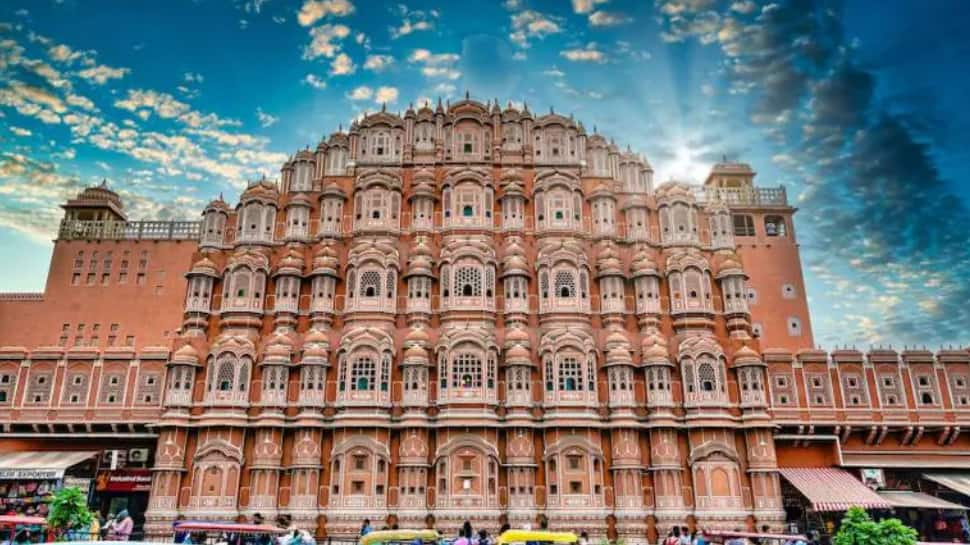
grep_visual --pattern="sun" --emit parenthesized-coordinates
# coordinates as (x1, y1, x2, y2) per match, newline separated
(662, 144, 710, 184)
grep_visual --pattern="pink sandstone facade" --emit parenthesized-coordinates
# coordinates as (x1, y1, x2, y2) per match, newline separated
(1, 97, 969, 542)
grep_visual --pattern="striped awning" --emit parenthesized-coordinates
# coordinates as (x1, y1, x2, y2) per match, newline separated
(924, 473, 970, 497)
(879, 490, 967, 510)
(779, 467, 892, 512)
(0, 451, 98, 480)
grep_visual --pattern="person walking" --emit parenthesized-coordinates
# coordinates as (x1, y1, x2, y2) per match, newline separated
(360, 519, 373, 537)
(664, 527, 681, 545)
(108, 510, 133, 541)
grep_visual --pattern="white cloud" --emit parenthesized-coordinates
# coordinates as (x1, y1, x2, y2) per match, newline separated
(391, 19, 434, 39)
(9, 126, 31, 137)
(302, 23, 351, 59)
(560, 43, 607, 63)
(272, 15, 286, 24)
(589, 11, 632, 26)
(256, 107, 279, 128)
(363, 54, 394, 72)
(77, 64, 130, 85)
(303, 74, 327, 89)
(408, 49, 461, 79)
(543, 66, 566, 78)
(348, 86, 373, 100)
(730, 1, 756, 14)
(47, 44, 84, 63)
(65, 93, 95, 110)
(183, 72, 204, 83)
(297, 0, 354, 26)
(571, 0, 607, 14)
(389, 6, 439, 39)
(329, 52, 356, 75)
(375, 86, 399, 104)
(509, 10, 562, 48)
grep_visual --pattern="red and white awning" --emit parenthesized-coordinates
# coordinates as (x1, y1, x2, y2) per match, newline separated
(0, 450, 98, 480)
(779, 467, 892, 512)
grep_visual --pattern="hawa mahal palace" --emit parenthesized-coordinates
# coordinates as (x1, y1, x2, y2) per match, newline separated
(1, 96, 969, 543)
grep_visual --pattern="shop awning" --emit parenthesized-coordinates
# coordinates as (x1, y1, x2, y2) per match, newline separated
(878, 490, 968, 510)
(0, 451, 98, 480)
(924, 473, 970, 497)
(779, 467, 892, 512)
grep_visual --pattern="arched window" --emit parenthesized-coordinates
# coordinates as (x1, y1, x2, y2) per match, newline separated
(360, 270, 381, 298)
(456, 267, 482, 297)
(555, 271, 575, 298)
(217, 361, 233, 391)
(698, 362, 716, 392)
(452, 353, 482, 389)
(558, 357, 583, 391)
(351, 356, 376, 391)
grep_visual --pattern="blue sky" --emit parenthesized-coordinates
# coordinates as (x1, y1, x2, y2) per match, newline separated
(1, 0, 969, 349)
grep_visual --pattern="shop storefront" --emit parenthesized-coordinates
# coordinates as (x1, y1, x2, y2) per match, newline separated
(778, 467, 893, 541)
(0, 451, 98, 518)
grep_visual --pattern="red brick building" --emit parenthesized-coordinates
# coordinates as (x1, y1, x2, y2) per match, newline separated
(1, 97, 968, 543)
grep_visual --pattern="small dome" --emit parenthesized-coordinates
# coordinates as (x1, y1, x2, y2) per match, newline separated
(240, 177, 279, 202)
(655, 181, 694, 202)
(172, 344, 199, 364)
(286, 193, 312, 207)
(631, 247, 659, 277)
(607, 345, 633, 365)
(733, 345, 762, 365)
(311, 243, 339, 275)
(506, 344, 532, 364)
(204, 197, 230, 213)
(77, 180, 124, 209)
(275, 248, 305, 277)
(596, 243, 624, 278)
(404, 344, 428, 361)
(641, 332, 670, 363)
(304, 328, 329, 345)
(321, 181, 347, 199)
(715, 252, 745, 279)
(190, 256, 219, 277)
(606, 329, 629, 348)
(506, 327, 530, 344)
(405, 327, 430, 345)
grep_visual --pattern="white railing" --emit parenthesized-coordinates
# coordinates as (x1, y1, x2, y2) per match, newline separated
(693, 185, 788, 206)
(59, 219, 200, 240)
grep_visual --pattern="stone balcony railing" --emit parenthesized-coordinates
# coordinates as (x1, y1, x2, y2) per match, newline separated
(693, 185, 788, 206)
(58, 219, 201, 240)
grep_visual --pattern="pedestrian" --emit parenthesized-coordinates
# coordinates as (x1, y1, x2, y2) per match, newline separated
(680, 527, 691, 545)
(108, 510, 133, 541)
(477, 529, 492, 545)
(360, 519, 373, 537)
(664, 527, 681, 545)
(693, 530, 707, 545)
(579, 532, 589, 545)
(499, 524, 511, 536)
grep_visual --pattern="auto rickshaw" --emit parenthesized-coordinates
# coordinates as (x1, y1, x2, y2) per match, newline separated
(359, 529, 441, 545)
(173, 521, 289, 545)
(0, 515, 47, 544)
(495, 530, 579, 545)
(704, 530, 808, 545)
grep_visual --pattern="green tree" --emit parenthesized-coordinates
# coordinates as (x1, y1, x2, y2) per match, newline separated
(47, 486, 93, 534)
(833, 506, 918, 545)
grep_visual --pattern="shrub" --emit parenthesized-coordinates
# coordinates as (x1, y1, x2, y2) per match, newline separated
(833, 506, 917, 545)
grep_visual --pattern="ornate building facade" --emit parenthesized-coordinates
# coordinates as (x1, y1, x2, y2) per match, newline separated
(2, 96, 969, 543)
